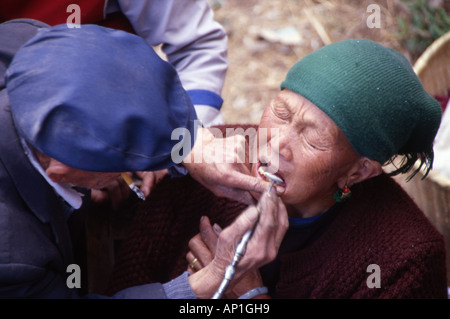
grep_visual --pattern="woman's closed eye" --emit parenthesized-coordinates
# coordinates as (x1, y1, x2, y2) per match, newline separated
(300, 134, 318, 150)
(302, 131, 329, 151)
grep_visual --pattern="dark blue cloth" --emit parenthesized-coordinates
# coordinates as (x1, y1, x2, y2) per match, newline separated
(5, 23, 197, 172)
(0, 19, 168, 298)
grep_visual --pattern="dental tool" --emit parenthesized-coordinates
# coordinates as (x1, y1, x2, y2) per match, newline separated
(211, 169, 284, 299)
(259, 169, 284, 192)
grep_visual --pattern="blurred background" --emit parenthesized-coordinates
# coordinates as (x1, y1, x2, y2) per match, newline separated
(208, 0, 450, 124)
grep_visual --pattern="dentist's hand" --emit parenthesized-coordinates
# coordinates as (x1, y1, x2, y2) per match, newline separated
(187, 188, 288, 298)
(183, 127, 269, 205)
(135, 169, 168, 198)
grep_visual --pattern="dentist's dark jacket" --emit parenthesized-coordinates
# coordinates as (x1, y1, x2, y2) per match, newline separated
(0, 19, 197, 298)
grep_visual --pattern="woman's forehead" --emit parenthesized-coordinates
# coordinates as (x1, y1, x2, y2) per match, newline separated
(276, 90, 340, 131)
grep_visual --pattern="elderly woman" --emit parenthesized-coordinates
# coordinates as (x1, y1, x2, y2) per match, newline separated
(107, 39, 447, 299)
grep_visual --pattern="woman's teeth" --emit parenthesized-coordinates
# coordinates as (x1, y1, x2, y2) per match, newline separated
(258, 166, 284, 185)
(258, 166, 266, 176)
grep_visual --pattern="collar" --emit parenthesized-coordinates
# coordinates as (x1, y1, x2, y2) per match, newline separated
(288, 203, 343, 229)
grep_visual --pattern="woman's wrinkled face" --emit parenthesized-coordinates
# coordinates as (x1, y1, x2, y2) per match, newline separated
(251, 89, 360, 218)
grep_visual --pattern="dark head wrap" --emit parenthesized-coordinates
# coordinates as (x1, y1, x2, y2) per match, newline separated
(6, 24, 197, 172)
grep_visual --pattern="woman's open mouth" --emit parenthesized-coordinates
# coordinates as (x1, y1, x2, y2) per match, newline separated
(257, 160, 286, 188)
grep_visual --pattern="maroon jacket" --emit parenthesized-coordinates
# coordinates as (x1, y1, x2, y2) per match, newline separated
(107, 124, 447, 298)
(107, 171, 447, 298)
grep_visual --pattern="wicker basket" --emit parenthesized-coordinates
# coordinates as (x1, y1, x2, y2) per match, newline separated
(393, 30, 450, 285)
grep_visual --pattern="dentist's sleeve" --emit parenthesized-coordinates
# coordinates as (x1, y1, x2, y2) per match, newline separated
(117, 0, 228, 126)
(111, 272, 196, 299)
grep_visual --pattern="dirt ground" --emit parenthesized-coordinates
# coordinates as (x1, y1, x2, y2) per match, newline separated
(210, 0, 419, 124)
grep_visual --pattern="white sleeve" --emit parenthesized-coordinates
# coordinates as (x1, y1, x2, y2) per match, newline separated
(433, 101, 450, 178)
(115, 0, 228, 126)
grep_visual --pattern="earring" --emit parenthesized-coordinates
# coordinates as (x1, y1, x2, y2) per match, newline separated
(333, 185, 351, 203)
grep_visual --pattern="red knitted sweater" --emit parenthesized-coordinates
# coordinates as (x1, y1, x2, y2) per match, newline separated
(107, 128, 447, 299)
(107, 173, 246, 294)
(107, 173, 447, 298)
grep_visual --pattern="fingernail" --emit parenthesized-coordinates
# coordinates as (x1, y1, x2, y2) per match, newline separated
(275, 185, 285, 194)
(213, 223, 222, 235)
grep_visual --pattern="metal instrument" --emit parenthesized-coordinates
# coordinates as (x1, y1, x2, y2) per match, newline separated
(211, 170, 283, 299)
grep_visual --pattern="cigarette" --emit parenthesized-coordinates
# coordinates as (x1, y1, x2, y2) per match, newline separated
(121, 173, 146, 200)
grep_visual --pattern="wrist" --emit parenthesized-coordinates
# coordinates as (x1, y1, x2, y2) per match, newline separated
(188, 265, 223, 299)
(228, 270, 264, 298)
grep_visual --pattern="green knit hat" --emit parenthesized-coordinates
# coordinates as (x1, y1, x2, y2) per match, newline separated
(281, 39, 442, 178)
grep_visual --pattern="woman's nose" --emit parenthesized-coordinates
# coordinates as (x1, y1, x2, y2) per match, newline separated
(259, 126, 291, 169)
(271, 126, 292, 162)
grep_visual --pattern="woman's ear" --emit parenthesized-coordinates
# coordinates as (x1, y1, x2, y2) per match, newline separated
(337, 157, 382, 188)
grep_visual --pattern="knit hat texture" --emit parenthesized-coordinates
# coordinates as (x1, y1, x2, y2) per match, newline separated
(281, 39, 442, 177)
